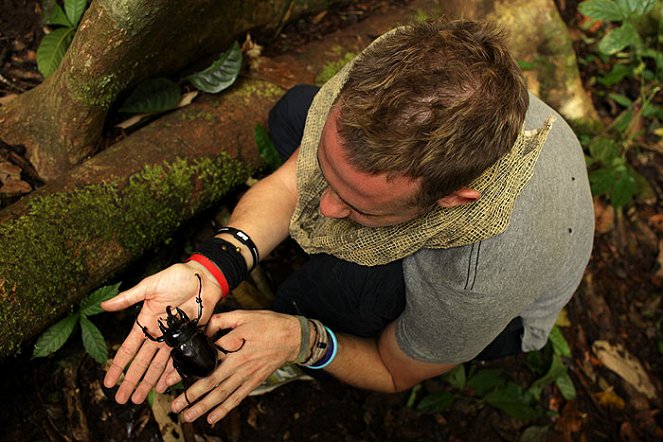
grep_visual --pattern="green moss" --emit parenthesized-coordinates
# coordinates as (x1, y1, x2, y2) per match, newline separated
(179, 110, 218, 123)
(315, 52, 357, 85)
(0, 153, 251, 356)
(235, 79, 284, 100)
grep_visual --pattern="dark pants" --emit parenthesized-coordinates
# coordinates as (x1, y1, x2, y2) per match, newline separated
(268, 85, 523, 361)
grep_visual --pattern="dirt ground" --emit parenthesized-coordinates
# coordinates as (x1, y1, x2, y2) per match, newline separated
(1, 1, 662, 441)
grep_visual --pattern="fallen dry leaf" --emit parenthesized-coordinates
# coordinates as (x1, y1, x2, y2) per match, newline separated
(151, 391, 185, 442)
(648, 213, 663, 233)
(595, 387, 626, 410)
(592, 340, 656, 400)
(594, 197, 615, 234)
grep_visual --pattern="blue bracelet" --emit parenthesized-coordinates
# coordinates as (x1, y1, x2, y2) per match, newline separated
(309, 326, 338, 369)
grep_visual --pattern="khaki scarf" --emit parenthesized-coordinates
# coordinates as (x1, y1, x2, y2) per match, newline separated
(289, 31, 554, 266)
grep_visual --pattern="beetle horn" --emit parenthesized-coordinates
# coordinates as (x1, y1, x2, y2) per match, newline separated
(158, 319, 168, 335)
(176, 307, 189, 322)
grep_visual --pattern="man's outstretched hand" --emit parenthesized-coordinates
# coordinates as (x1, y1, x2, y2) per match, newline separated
(101, 261, 223, 404)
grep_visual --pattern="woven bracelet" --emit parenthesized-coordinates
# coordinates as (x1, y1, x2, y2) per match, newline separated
(291, 316, 310, 364)
(215, 226, 260, 271)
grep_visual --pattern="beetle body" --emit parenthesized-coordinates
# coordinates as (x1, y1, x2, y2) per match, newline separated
(137, 274, 218, 379)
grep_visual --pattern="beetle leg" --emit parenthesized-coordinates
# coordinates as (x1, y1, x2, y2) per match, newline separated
(136, 319, 164, 342)
(193, 273, 203, 325)
(215, 338, 246, 354)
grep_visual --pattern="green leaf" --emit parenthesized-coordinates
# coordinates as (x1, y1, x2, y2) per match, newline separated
(608, 92, 632, 107)
(33, 313, 79, 358)
(44, 4, 73, 27)
(187, 41, 243, 94)
(625, 0, 656, 15)
(598, 22, 641, 54)
(65, 0, 88, 27)
(612, 108, 634, 134)
(483, 382, 543, 421)
(118, 78, 182, 114)
(609, 161, 638, 207)
(578, 0, 627, 21)
(80, 282, 121, 316)
(588, 137, 620, 164)
(528, 353, 566, 400)
(548, 326, 571, 357)
(255, 124, 283, 171)
(598, 63, 632, 86)
(442, 364, 466, 389)
(555, 371, 577, 400)
(37, 27, 75, 78)
(417, 391, 455, 412)
(520, 425, 550, 442)
(658, 340, 663, 355)
(466, 369, 507, 397)
(517, 60, 537, 71)
(80, 316, 108, 364)
(147, 389, 156, 407)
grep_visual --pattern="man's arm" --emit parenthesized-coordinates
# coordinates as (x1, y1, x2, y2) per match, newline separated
(102, 149, 300, 403)
(215, 148, 299, 265)
(328, 321, 456, 392)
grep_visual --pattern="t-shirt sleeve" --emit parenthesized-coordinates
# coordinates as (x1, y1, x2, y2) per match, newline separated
(395, 245, 523, 364)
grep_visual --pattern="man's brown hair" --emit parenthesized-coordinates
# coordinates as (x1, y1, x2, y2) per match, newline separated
(336, 19, 529, 207)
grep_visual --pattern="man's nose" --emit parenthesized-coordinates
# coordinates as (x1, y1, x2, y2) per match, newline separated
(319, 187, 352, 219)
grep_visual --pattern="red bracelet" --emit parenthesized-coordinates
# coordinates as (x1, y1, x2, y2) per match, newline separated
(186, 253, 230, 299)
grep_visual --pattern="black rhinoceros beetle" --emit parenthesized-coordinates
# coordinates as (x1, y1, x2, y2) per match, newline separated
(137, 274, 240, 379)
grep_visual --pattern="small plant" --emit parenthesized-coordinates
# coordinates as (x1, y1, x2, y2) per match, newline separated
(37, 0, 89, 77)
(415, 326, 576, 422)
(578, 0, 662, 208)
(32, 283, 120, 364)
(117, 42, 243, 115)
(254, 123, 283, 171)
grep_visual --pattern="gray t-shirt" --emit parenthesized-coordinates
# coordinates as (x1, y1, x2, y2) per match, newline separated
(396, 93, 594, 363)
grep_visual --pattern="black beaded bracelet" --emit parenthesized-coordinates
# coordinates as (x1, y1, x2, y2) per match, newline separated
(215, 226, 260, 271)
(195, 237, 248, 289)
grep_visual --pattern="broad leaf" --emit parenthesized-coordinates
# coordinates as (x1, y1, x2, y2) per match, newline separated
(80, 316, 108, 364)
(624, 0, 656, 15)
(417, 391, 455, 412)
(255, 124, 283, 171)
(118, 78, 182, 114)
(598, 64, 632, 86)
(37, 27, 75, 78)
(609, 160, 638, 207)
(466, 369, 506, 397)
(588, 137, 620, 165)
(608, 92, 632, 107)
(65, 0, 88, 27)
(548, 326, 571, 357)
(578, 0, 627, 21)
(528, 353, 566, 400)
(33, 313, 79, 358)
(520, 426, 550, 442)
(80, 282, 121, 316)
(483, 382, 543, 421)
(599, 22, 641, 54)
(187, 41, 243, 94)
(45, 4, 73, 27)
(443, 364, 466, 389)
(555, 371, 577, 400)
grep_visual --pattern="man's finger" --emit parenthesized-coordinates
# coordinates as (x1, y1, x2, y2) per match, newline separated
(104, 326, 145, 388)
(101, 282, 150, 311)
(115, 339, 160, 404)
(155, 358, 178, 393)
(131, 346, 172, 403)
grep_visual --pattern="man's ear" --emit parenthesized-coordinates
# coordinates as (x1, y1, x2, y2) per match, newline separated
(436, 188, 481, 208)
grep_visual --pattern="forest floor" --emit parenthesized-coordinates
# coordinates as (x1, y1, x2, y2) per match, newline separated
(1, 1, 662, 441)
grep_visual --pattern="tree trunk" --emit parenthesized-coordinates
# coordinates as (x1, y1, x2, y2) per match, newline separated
(0, 0, 338, 181)
(0, 79, 279, 357)
(441, 0, 600, 124)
